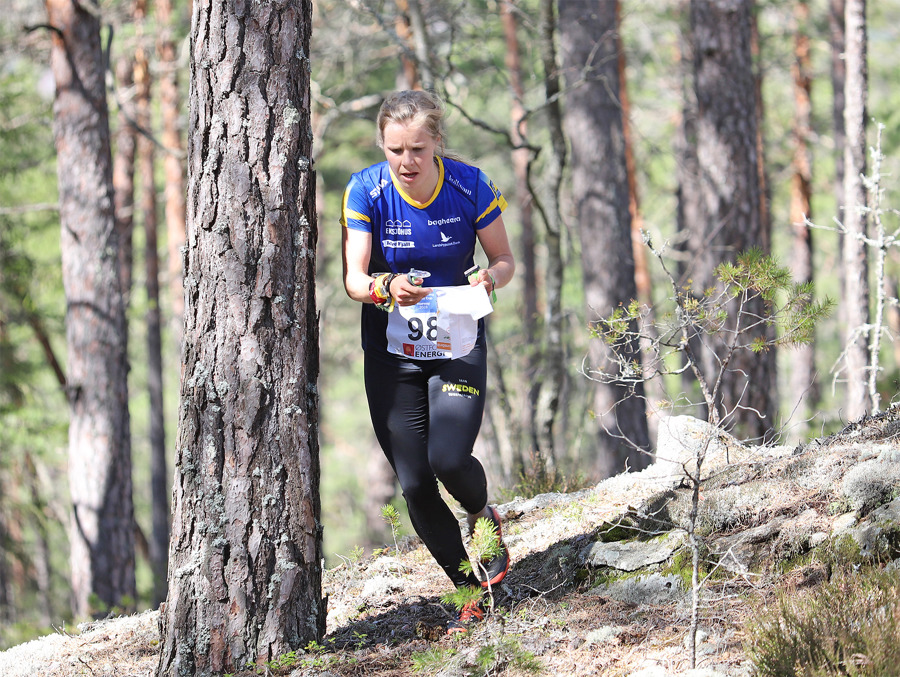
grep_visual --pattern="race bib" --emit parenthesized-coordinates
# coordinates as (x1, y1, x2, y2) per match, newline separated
(386, 285, 493, 360)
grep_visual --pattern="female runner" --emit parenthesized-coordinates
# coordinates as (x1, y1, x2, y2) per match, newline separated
(341, 89, 515, 631)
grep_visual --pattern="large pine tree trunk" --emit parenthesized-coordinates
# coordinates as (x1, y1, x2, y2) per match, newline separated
(156, 1, 324, 674)
(689, 0, 776, 440)
(46, 0, 135, 618)
(559, 0, 650, 478)
(841, 0, 870, 421)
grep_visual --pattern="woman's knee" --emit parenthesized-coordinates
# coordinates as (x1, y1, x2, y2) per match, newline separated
(399, 473, 441, 508)
(429, 448, 475, 482)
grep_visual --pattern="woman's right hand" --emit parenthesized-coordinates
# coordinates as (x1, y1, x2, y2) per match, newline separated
(390, 275, 432, 306)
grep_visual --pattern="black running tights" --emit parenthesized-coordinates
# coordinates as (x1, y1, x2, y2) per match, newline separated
(364, 339, 488, 588)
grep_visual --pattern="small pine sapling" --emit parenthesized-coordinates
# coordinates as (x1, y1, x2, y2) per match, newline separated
(442, 516, 505, 615)
(380, 504, 402, 554)
(593, 242, 833, 669)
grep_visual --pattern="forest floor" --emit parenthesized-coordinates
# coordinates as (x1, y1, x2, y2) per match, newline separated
(2, 408, 899, 677)
(0, 484, 755, 677)
(0, 498, 752, 677)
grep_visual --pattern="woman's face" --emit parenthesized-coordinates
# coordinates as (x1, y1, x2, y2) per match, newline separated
(381, 120, 440, 201)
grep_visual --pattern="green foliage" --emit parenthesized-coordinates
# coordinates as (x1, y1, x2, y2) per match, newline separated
(296, 640, 341, 672)
(0, 53, 73, 639)
(0, 65, 60, 413)
(227, 641, 347, 675)
(471, 516, 503, 564)
(594, 244, 834, 428)
(381, 503, 402, 553)
(348, 544, 365, 562)
(474, 636, 542, 675)
(465, 516, 504, 596)
(714, 249, 834, 348)
(412, 645, 459, 673)
(746, 567, 900, 676)
(86, 593, 136, 619)
(261, 649, 299, 672)
(411, 635, 542, 676)
(441, 584, 484, 613)
(661, 546, 713, 590)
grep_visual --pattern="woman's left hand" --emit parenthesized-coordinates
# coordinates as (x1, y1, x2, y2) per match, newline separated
(468, 269, 495, 297)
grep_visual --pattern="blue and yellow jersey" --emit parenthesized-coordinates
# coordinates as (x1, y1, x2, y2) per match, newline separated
(341, 156, 507, 355)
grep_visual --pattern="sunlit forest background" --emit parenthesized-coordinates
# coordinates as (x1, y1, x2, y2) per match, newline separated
(1, 0, 899, 648)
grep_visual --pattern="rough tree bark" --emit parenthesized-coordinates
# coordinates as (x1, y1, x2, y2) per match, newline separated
(155, 0, 325, 674)
(789, 0, 819, 428)
(841, 0, 870, 421)
(688, 0, 776, 440)
(46, 0, 135, 618)
(559, 0, 650, 478)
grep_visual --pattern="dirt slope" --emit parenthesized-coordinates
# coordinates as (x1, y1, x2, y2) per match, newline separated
(2, 408, 898, 677)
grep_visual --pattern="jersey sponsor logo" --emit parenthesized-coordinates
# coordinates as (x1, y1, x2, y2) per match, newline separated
(369, 178, 390, 199)
(383, 240, 415, 248)
(445, 174, 472, 196)
(442, 382, 481, 397)
(427, 216, 461, 227)
(439, 232, 452, 243)
(385, 219, 412, 236)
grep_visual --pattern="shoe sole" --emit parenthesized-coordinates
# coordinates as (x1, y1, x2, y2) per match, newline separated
(447, 604, 485, 634)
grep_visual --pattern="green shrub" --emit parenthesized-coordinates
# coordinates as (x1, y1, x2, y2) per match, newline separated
(746, 566, 900, 676)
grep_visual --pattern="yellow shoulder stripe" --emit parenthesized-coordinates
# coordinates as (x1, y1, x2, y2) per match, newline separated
(476, 194, 508, 223)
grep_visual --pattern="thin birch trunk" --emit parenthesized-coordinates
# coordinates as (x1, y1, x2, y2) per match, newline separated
(531, 0, 567, 472)
(841, 0, 870, 421)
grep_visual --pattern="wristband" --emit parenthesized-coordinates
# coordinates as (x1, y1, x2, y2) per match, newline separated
(384, 272, 399, 298)
(368, 273, 395, 312)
